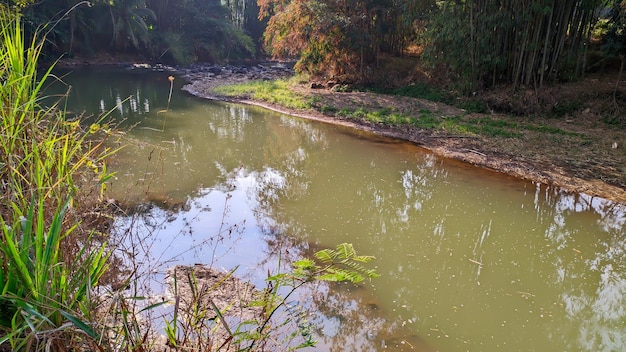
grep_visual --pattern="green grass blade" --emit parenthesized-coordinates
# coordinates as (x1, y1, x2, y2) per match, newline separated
(1, 223, 36, 298)
(60, 310, 99, 340)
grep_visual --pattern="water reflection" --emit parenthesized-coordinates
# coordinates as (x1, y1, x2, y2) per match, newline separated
(60, 70, 626, 352)
(537, 190, 626, 351)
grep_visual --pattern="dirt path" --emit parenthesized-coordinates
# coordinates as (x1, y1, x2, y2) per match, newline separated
(182, 70, 626, 205)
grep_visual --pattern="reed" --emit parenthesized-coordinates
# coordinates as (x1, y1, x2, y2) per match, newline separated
(0, 12, 115, 212)
(0, 11, 116, 351)
(0, 198, 110, 351)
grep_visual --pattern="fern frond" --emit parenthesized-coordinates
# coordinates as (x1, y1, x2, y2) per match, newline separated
(336, 243, 356, 259)
(313, 249, 335, 264)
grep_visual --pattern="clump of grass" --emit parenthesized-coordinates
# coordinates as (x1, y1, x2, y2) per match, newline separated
(320, 104, 337, 115)
(460, 117, 523, 138)
(0, 11, 116, 351)
(550, 101, 582, 117)
(524, 124, 583, 137)
(0, 198, 110, 351)
(0, 13, 115, 211)
(460, 99, 490, 114)
(602, 114, 624, 126)
(307, 95, 322, 107)
(337, 108, 352, 117)
(386, 83, 455, 105)
(213, 79, 311, 110)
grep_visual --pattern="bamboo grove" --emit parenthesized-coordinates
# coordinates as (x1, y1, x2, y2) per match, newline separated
(425, 0, 608, 91)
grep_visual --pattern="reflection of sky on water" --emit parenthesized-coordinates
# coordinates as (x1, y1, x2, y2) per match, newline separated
(112, 165, 290, 290)
(112, 156, 626, 351)
(541, 191, 626, 352)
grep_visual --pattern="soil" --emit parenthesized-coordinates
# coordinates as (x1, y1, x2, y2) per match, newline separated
(181, 67, 626, 205)
(159, 265, 263, 350)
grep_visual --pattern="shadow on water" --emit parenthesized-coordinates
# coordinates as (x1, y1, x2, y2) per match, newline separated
(59, 69, 626, 352)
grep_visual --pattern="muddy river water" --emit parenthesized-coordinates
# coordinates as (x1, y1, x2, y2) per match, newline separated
(54, 68, 626, 351)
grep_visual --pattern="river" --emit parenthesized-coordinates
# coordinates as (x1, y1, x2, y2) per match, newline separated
(53, 67, 626, 352)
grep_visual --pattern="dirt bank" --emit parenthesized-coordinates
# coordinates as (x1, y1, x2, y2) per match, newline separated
(179, 66, 626, 205)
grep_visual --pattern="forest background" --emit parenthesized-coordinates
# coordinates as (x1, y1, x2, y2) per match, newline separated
(8, 0, 626, 95)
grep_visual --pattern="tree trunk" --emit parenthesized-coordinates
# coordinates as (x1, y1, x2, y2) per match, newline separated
(539, 4, 554, 89)
(613, 54, 624, 114)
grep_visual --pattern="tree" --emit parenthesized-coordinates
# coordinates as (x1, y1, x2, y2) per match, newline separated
(602, 0, 626, 113)
(259, 0, 434, 81)
(423, 0, 604, 91)
(147, 0, 255, 63)
(97, 0, 156, 52)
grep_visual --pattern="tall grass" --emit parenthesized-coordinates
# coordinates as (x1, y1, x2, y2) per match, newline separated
(0, 11, 115, 351)
(0, 12, 114, 212)
(0, 198, 110, 351)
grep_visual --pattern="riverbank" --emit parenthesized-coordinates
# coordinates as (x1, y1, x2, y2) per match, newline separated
(57, 59, 626, 204)
(179, 65, 626, 205)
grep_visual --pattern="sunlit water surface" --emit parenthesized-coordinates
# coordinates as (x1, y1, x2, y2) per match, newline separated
(54, 68, 626, 352)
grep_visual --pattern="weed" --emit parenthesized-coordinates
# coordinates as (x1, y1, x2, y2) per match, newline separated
(308, 95, 321, 107)
(525, 124, 582, 137)
(550, 101, 582, 117)
(414, 113, 439, 129)
(214, 80, 311, 110)
(353, 108, 367, 118)
(365, 109, 388, 123)
(389, 83, 454, 104)
(377, 107, 391, 116)
(244, 243, 379, 350)
(460, 99, 490, 114)
(337, 108, 352, 117)
(320, 105, 338, 115)
(387, 113, 412, 125)
(0, 199, 109, 351)
(158, 244, 379, 351)
(480, 125, 523, 138)
(602, 114, 624, 126)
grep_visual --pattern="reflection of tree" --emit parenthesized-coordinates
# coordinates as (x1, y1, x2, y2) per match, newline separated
(535, 186, 626, 351)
